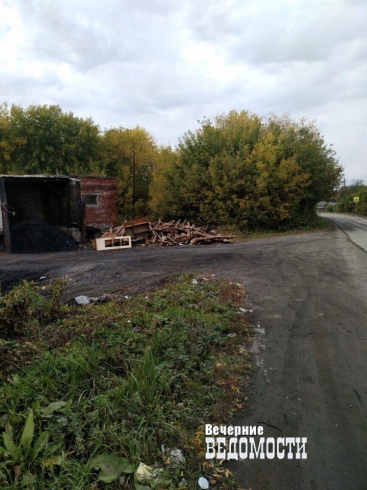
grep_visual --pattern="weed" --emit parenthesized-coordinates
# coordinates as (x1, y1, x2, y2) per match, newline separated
(0, 275, 251, 489)
(0, 279, 67, 337)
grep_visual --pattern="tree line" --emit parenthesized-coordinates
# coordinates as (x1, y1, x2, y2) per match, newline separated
(332, 179, 367, 215)
(0, 103, 343, 229)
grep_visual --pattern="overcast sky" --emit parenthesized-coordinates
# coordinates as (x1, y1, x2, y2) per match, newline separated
(1, 0, 366, 181)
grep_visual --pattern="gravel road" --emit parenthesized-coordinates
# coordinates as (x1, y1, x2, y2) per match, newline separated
(1, 218, 367, 489)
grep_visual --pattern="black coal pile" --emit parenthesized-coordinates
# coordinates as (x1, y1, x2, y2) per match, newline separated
(10, 220, 80, 253)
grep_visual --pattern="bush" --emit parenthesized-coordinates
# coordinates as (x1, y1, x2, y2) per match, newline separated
(0, 280, 66, 336)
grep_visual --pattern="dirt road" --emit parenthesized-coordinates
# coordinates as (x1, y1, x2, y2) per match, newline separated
(1, 221, 367, 489)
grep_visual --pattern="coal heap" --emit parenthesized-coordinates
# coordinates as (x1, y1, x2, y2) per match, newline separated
(10, 220, 80, 253)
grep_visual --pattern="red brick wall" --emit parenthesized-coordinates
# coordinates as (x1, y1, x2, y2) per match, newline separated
(80, 177, 116, 229)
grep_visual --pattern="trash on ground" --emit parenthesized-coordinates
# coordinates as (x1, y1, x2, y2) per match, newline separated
(198, 476, 210, 489)
(75, 295, 90, 305)
(135, 463, 163, 483)
(163, 448, 186, 468)
(92, 234, 131, 251)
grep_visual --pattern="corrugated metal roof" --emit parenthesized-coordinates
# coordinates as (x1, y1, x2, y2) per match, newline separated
(0, 174, 115, 180)
(0, 174, 78, 180)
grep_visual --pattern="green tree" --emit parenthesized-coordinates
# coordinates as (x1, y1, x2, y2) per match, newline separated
(150, 110, 342, 229)
(149, 145, 189, 220)
(205, 125, 309, 228)
(346, 179, 365, 195)
(100, 127, 158, 220)
(268, 114, 343, 220)
(335, 179, 367, 214)
(8, 104, 101, 175)
(150, 111, 263, 222)
(0, 103, 25, 174)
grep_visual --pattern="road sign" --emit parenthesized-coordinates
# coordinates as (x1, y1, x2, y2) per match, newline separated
(354, 197, 360, 203)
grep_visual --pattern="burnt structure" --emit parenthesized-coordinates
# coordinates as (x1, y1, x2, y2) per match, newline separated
(0, 175, 116, 252)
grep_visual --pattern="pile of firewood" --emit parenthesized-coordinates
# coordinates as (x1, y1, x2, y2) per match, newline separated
(113, 218, 236, 246)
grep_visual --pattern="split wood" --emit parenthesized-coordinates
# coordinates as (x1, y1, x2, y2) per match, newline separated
(112, 219, 236, 246)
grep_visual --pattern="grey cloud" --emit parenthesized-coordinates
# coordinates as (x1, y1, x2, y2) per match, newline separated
(1, 0, 366, 180)
(19, 2, 121, 70)
(0, 66, 61, 103)
(187, 0, 367, 65)
(17, 0, 185, 72)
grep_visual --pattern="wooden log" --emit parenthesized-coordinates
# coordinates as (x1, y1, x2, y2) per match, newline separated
(193, 230, 214, 238)
(166, 235, 177, 244)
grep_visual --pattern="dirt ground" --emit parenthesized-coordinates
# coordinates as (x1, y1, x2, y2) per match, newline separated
(1, 222, 367, 489)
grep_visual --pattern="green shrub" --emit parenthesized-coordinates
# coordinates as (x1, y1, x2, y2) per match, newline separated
(0, 280, 66, 336)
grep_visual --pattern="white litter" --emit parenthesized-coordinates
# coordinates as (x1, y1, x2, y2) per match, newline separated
(167, 448, 186, 467)
(198, 476, 209, 489)
(136, 463, 163, 482)
(239, 307, 253, 313)
(75, 295, 90, 305)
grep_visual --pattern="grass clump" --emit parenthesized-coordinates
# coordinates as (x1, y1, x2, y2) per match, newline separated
(217, 214, 330, 241)
(0, 274, 251, 489)
(0, 280, 67, 336)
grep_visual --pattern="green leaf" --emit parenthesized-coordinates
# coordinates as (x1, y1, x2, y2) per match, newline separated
(20, 409, 34, 451)
(4, 422, 13, 439)
(41, 455, 63, 469)
(135, 484, 151, 490)
(12, 375, 21, 387)
(31, 431, 49, 460)
(60, 399, 73, 413)
(40, 401, 67, 418)
(3, 433, 17, 459)
(0, 468, 8, 480)
(93, 453, 134, 483)
(31, 400, 41, 417)
(22, 473, 37, 485)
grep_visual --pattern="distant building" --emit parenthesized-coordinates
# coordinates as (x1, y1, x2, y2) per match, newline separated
(316, 201, 338, 211)
(0, 174, 116, 252)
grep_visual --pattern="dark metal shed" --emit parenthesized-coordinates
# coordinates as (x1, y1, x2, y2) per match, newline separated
(0, 174, 116, 252)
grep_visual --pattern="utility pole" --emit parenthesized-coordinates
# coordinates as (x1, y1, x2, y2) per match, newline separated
(132, 150, 136, 218)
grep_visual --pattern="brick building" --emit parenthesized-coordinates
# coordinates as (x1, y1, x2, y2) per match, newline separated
(80, 176, 116, 229)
